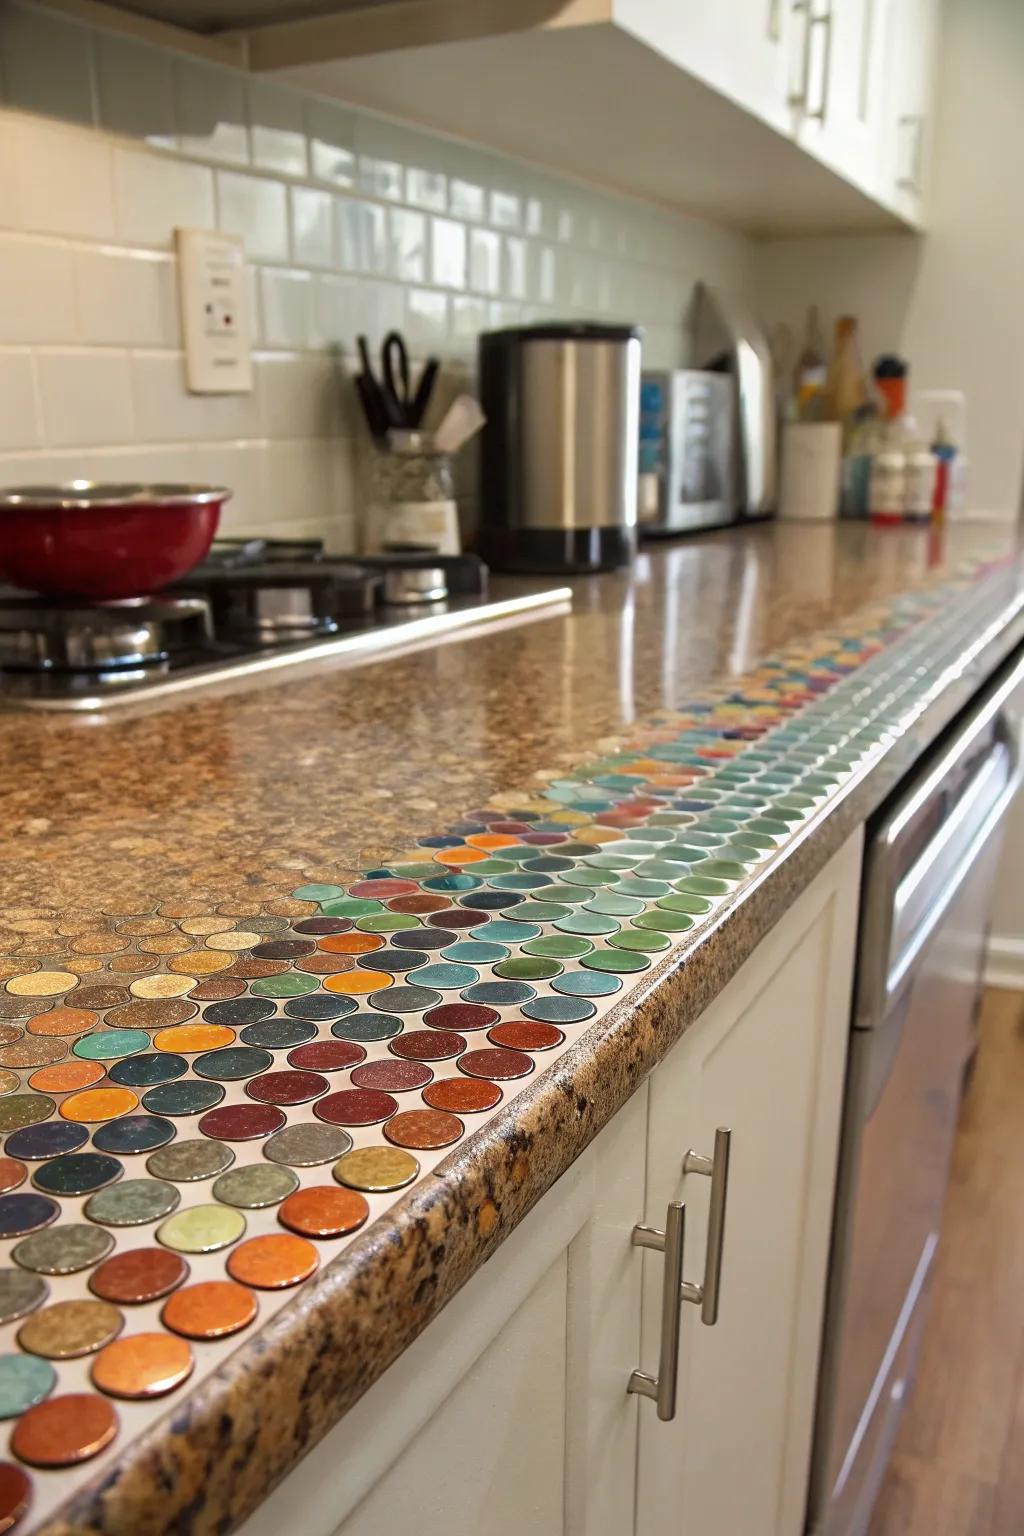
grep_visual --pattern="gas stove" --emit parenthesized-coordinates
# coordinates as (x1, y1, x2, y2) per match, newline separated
(0, 539, 571, 713)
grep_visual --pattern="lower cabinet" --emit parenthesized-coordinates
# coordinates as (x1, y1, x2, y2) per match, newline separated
(239, 832, 860, 1536)
(636, 829, 861, 1536)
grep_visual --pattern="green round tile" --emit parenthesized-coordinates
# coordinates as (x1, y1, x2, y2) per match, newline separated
(291, 883, 344, 902)
(249, 973, 318, 998)
(698, 861, 747, 882)
(85, 1177, 181, 1227)
(634, 910, 694, 933)
(157, 1203, 246, 1253)
(581, 949, 650, 974)
(212, 1163, 298, 1209)
(318, 897, 383, 917)
(356, 913, 421, 933)
(492, 956, 563, 981)
(674, 875, 729, 896)
(522, 936, 594, 960)
(511, 902, 573, 922)
(390, 863, 444, 880)
(529, 886, 587, 906)
(560, 869, 617, 889)
(73, 1029, 148, 1061)
(658, 892, 713, 915)
(609, 929, 671, 953)
(585, 893, 645, 917)
(553, 912, 620, 937)
(611, 877, 671, 898)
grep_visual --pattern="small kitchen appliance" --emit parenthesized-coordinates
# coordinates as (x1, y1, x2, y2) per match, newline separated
(636, 286, 776, 537)
(478, 322, 642, 573)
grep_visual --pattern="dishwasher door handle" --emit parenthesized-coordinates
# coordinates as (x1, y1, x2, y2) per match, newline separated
(886, 733, 1020, 1007)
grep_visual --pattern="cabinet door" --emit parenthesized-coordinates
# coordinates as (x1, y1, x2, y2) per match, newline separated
(616, 0, 794, 134)
(791, 0, 889, 195)
(877, 0, 938, 224)
(239, 1087, 647, 1536)
(636, 833, 861, 1536)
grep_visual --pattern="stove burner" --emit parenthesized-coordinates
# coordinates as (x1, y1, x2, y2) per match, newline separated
(0, 596, 212, 674)
(184, 561, 379, 647)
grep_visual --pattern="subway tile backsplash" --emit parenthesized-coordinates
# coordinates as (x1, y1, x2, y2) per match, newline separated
(0, 0, 751, 548)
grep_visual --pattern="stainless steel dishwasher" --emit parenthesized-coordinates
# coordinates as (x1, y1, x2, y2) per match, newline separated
(806, 647, 1024, 1536)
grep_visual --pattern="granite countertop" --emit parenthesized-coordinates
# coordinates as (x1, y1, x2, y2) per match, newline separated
(3, 519, 1024, 1536)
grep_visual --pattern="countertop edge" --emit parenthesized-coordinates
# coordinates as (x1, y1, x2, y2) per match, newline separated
(35, 574, 1024, 1536)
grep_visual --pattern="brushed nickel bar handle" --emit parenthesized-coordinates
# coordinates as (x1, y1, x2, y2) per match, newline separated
(683, 1127, 732, 1326)
(628, 1201, 697, 1421)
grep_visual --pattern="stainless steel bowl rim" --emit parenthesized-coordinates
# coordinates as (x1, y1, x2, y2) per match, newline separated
(0, 482, 233, 511)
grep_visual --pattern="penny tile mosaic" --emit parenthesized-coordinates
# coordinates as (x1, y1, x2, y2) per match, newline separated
(0, 557, 1021, 1530)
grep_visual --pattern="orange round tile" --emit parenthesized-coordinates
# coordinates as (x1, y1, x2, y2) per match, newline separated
(316, 933, 383, 955)
(27, 1007, 97, 1038)
(463, 834, 520, 850)
(168, 951, 232, 976)
(226, 1233, 318, 1289)
(277, 1186, 368, 1239)
(90, 1332, 193, 1399)
(153, 1024, 235, 1054)
(323, 970, 392, 996)
(30, 1060, 105, 1094)
(431, 847, 487, 865)
(59, 1086, 140, 1123)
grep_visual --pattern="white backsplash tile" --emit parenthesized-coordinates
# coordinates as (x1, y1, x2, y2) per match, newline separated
(0, 5, 95, 126)
(131, 351, 261, 442)
(114, 147, 215, 248)
(96, 33, 175, 149)
(217, 170, 289, 263)
(74, 248, 179, 348)
(257, 352, 342, 440)
(307, 100, 356, 189)
(249, 79, 308, 178)
(406, 287, 448, 348)
(291, 186, 335, 269)
(0, 237, 77, 344)
(388, 207, 427, 283)
(10, 117, 114, 240)
(312, 274, 358, 350)
(175, 57, 248, 166)
(36, 349, 134, 447)
(432, 218, 467, 291)
(0, 351, 41, 451)
(261, 267, 314, 350)
(468, 227, 501, 297)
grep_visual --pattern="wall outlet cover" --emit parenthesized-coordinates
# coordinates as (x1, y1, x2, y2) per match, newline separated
(175, 227, 253, 395)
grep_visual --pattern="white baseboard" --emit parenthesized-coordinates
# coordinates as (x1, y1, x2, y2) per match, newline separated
(985, 935, 1024, 990)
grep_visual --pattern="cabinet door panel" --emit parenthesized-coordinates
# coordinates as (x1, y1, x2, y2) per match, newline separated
(636, 834, 860, 1536)
(793, 0, 889, 195)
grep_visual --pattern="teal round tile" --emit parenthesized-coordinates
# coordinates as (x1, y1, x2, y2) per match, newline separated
(108, 1052, 188, 1088)
(249, 973, 318, 998)
(553, 912, 620, 936)
(407, 962, 479, 990)
(471, 921, 541, 944)
(194, 1045, 274, 1081)
(679, 831, 724, 847)
(240, 1020, 315, 1050)
(582, 948, 650, 974)
(559, 868, 616, 889)
(141, 1080, 224, 1116)
(522, 936, 593, 960)
(92, 1115, 175, 1155)
(634, 910, 694, 933)
(551, 971, 622, 998)
(422, 874, 481, 893)
(528, 885, 587, 905)
(291, 883, 344, 902)
(33, 1153, 122, 1197)
(521, 995, 597, 1025)
(583, 852, 642, 871)
(486, 873, 552, 892)
(73, 1029, 148, 1061)
(461, 981, 536, 1007)
(371, 985, 443, 1013)
(520, 855, 574, 873)
(610, 929, 671, 953)
(469, 858, 516, 876)
(698, 817, 743, 834)
(746, 818, 791, 836)
(633, 858, 693, 881)
(390, 863, 443, 880)
(331, 1012, 402, 1043)
(509, 901, 573, 922)
(441, 941, 509, 965)
(0, 1353, 56, 1418)
(493, 956, 562, 981)
(585, 893, 644, 917)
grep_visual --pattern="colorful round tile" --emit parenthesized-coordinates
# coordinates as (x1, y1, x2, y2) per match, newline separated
(262, 1124, 352, 1167)
(330, 1013, 402, 1043)
(384, 1109, 463, 1150)
(286, 1040, 365, 1072)
(33, 1153, 123, 1198)
(153, 1024, 235, 1054)
(422, 1077, 502, 1114)
(212, 1164, 298, 1209)
(422, 1002, 499, 1033)
(91, 1332, 194, 1399)
(488, 1022, 563, 1051)
(197, 1104, 286, 1141)
(245, 1071, 329, 1107)
(0, 1270, 47, 1326)
(0, 1194, 58, 1239)
(277, 1186, 368, 1239)
(458, 1047, 534, 1080)
(162, 1280, 257, 1340)
(350, 1059, 432, 1093)
(108, 1052, 188, 1088)
(11, 1392, 118, 1467)
(12, 1225, 114, 1276)
(226, 1234, 317, 1289)
(550, 971, 622, 998)
(89, 1248, 188, 1305)
(18, 1299, 122, 1359)
(460, 981, 536, 1007)
(202, 999, 277, 1027)
(0, 1159, 25, 1194)
(193, 1046, 273, 1081)
(371, 986, 442, 1014)
(313, 1089, 398, 1127)
(157, 1204, 246, 1254)
(333, 1146, 419, 1193)
(85, 1179, 180, 1227)
(141, 1080, 224, 1117)
(5, 1122, 87, 1161)
(239, 1020, 316, 1050)
(146, 1140, 234, 1184)
(0, 1354, 56, 1419)
(0, 1097, 55, 1134)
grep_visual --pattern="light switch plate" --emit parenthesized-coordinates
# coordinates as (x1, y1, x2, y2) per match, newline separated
(175, 227, 253, 394)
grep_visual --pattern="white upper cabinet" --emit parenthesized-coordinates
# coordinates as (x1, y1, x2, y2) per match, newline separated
(617, 0, 794, 135)
(788, 0, 892, 197)
(878, 0, 940, 224)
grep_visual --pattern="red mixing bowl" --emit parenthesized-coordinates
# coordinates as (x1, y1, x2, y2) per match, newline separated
(0, 482, 232, 600)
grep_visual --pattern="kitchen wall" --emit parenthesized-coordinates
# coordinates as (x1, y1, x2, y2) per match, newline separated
(755, 0, 1024, 519)
(0, 0, 751, 549)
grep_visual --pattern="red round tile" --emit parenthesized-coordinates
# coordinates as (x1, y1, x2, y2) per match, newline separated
(487, 1021, 564, 1051)
(387, 894, 450, 915)
(286, 1040, 365, 1072)
(245, 1070, 330, 1106)
(488, 821, 530, 834)
(422, 1077, 502, 1114)
(389, 1029, 465, 1062)
(350, 1059, 433, 1093)
(292, 917, 352, 935)
(430, 909, 480, 930)
(422, 1002, 499, 1033)
(458, 1047, 534, 1081)
(197, 1103, 286, 1141)
(313, 1088, 398, 1127)
(384, 1109, 464, 1150)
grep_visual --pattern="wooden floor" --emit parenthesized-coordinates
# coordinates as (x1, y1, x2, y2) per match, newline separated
(867, 987, 1024, 1536)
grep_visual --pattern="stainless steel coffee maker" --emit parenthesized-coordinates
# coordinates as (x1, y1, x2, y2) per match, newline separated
(478, 322, 642, 573)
